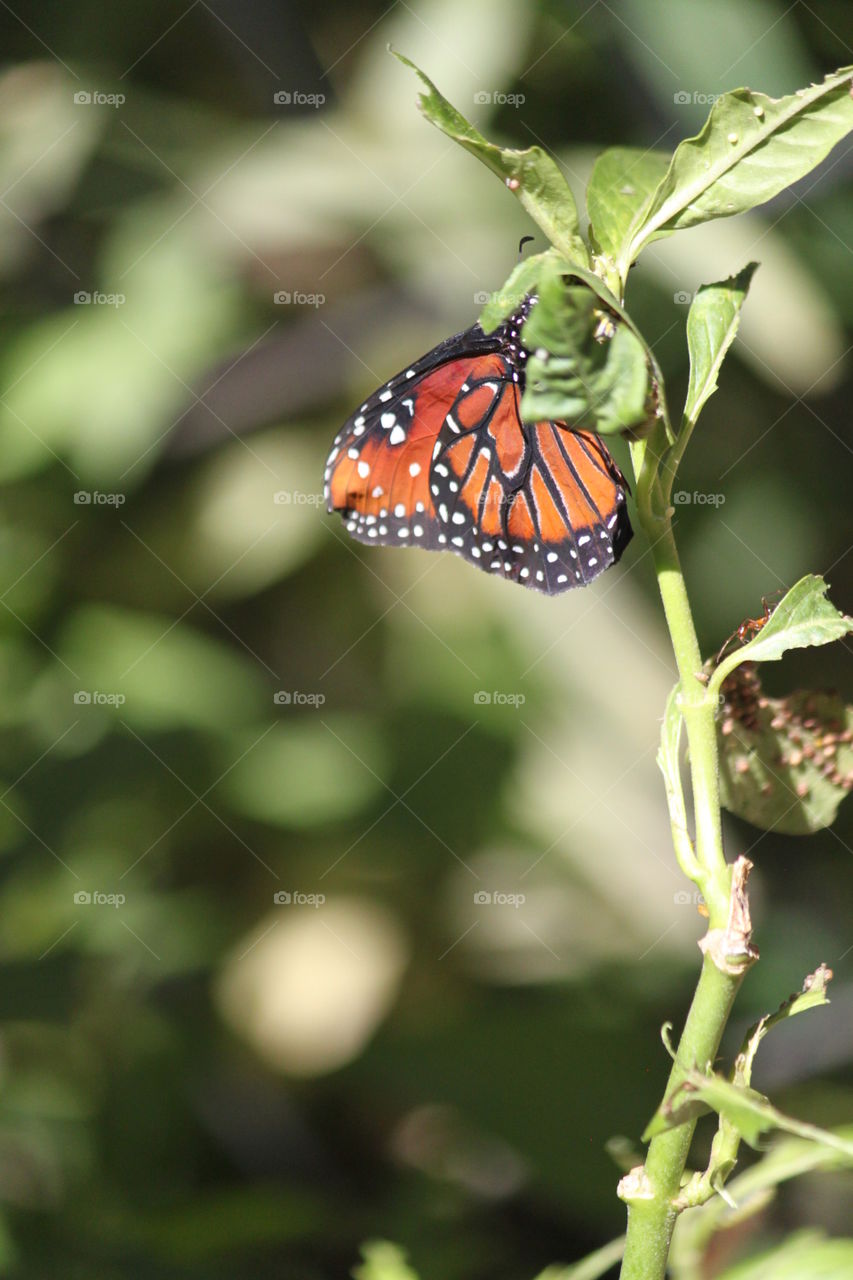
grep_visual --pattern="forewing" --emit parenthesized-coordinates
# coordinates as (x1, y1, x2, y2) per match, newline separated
(325, 327, 499, 549)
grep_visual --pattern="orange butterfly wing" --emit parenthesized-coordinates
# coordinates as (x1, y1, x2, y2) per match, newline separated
(325, 315, 631, 594)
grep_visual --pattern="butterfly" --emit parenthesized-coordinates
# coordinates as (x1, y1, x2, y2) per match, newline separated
(324, 295, 632, 594)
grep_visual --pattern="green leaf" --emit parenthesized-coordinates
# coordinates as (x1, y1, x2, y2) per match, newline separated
(586, 147, 671, 283)
(738, 965, 833, 1085)
(671, 1131, 853, 1272)
(643, 1090, 710, 1142)
(674, 967, 835, 1211)
(717, 1232, 853, 1280)
(655, 1072, 853, 1158)
(519, 260, 650, 433)
(710, 576, 853, 693)
(392, 51, 589, 267)
(623, 66, 853, 273)
(657, 682, 699, 878)
(718, 670, 853, 834)
(683, 262, 758, 429)
(478, 249, 568, 333)
(489, 252, 674, 443)
(353, 1241, 420, 1280)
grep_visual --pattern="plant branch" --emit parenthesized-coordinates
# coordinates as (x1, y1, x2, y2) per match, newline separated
(618, 449, 754, 1280)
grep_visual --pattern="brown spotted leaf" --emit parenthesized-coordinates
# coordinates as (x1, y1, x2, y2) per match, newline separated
(717, 664, 853, 835)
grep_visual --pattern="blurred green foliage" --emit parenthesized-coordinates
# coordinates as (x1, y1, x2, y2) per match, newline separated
(0, 1, 852, 1276)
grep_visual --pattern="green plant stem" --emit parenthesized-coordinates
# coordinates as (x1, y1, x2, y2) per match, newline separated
(645, 492, 729, 923)
(619, 447, 745, 1280)
(619, 955, 744, 1280)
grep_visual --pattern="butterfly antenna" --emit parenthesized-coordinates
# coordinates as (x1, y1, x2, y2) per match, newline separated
(517, 235, 534, 261)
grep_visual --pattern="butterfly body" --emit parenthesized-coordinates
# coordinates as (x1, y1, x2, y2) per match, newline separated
(324, 299, 632, 594)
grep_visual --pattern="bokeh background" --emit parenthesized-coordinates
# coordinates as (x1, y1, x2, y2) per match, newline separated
(0, 1, 852, 1276)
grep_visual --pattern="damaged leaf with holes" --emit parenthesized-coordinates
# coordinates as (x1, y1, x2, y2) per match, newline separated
(716, 664, 853, 834)
(519, 259, 651, 434)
